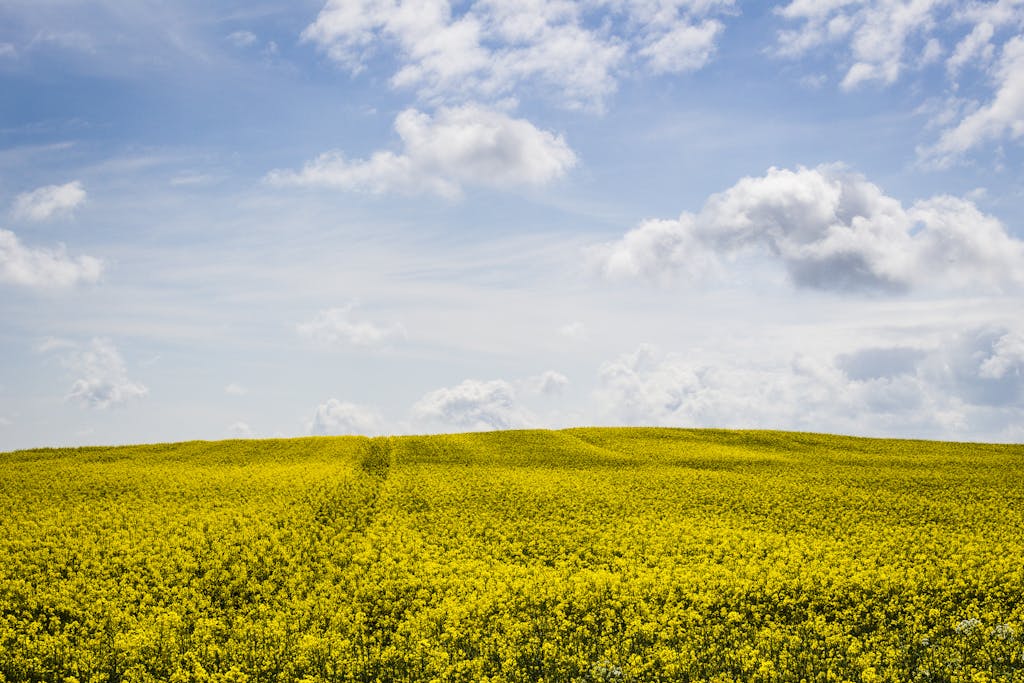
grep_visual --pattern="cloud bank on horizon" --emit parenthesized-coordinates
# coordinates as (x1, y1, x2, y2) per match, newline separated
(0, 0, 1022, 448)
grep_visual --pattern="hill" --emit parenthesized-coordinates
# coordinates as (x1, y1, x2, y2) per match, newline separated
(1, 428, 1023, 682)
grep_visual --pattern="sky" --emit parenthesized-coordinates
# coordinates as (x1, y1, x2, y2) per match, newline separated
(1, 0, 1023, 450)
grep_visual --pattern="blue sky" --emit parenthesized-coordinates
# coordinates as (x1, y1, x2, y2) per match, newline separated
(1, 0, 1023, 449)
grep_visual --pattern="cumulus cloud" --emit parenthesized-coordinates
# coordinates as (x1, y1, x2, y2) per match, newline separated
(302, 0, 735, 110)
(297, 305, 405, 348)
(596, 344, 745, 428)
(54, 338, 148, 410)
(309, 398, 384, 435)
(978, 330, 1024, 380)
(268, 105, 577, 199)
(224, 382, 248, 396)
(593, 343, 903, 432)
(589, 215, 721, 285)
(11, 181, 86, 221)
(413, 378, 532, 431)
(589, 164, 1024, 293)
(526, 370, 570, 396)
(0, 228, 103, 289)
(595, 331, 1024, 441)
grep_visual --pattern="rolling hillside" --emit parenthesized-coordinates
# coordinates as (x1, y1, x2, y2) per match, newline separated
(2, 428, 1023, 682)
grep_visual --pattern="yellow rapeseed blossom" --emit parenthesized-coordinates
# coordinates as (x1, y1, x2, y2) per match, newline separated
(0, 429, 1022, 681)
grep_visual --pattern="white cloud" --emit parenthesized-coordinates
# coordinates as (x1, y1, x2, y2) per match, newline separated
(0, 228, 103, 289)
(589, 164, 1024, 293)
(966, 186, 989, 201)
(0, 43, 15, 58)
(56, 338, 148, 410)
(595, 331, 1024, 440)
(11, 181, 86, 221)
(269, 105, 577, 199)
(924, 36, 1024, 164)
(977, 329, 1024, 380)
(170, 172, 217, 187)
(906, 194, 1024, 290)
(933, 327, 1024, 408)
(596, 343, 802, 429)
(640, 19, 723, 73)
(946, 20, 996, 77)
(228, 421, 254, 437)
(589, 215, 722, 285)
(774, 0, 944, 89)
(303, 0, 616, 109)
(227, 30, 258, 48)
(475, 1, 627, 109)
(309, 398, 384, 435)
(303, 0, 735, 110)
(956, 0, 1024, 36)
(297, 305, 405, 348)
(224, 383, 248, 396)
(774, 1, 1024, 161)
(920, 37, 943, 66)
(839, 60, 879, 90)
(526, 370, 570, 396)
(413, 378, 532, 431)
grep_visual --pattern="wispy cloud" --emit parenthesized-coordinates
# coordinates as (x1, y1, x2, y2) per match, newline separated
(11, 181, 86, 221)
(922, 36, 1024, 166)
(227, 30, 258, 48)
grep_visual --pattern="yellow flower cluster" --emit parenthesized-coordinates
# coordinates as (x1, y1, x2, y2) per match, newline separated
(1, 428, 1022, 681)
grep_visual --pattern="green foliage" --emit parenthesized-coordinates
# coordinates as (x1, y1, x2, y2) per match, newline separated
(1, 429, 1023, 682)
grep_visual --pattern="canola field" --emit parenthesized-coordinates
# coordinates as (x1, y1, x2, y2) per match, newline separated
(1, 428, 1023, 682)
